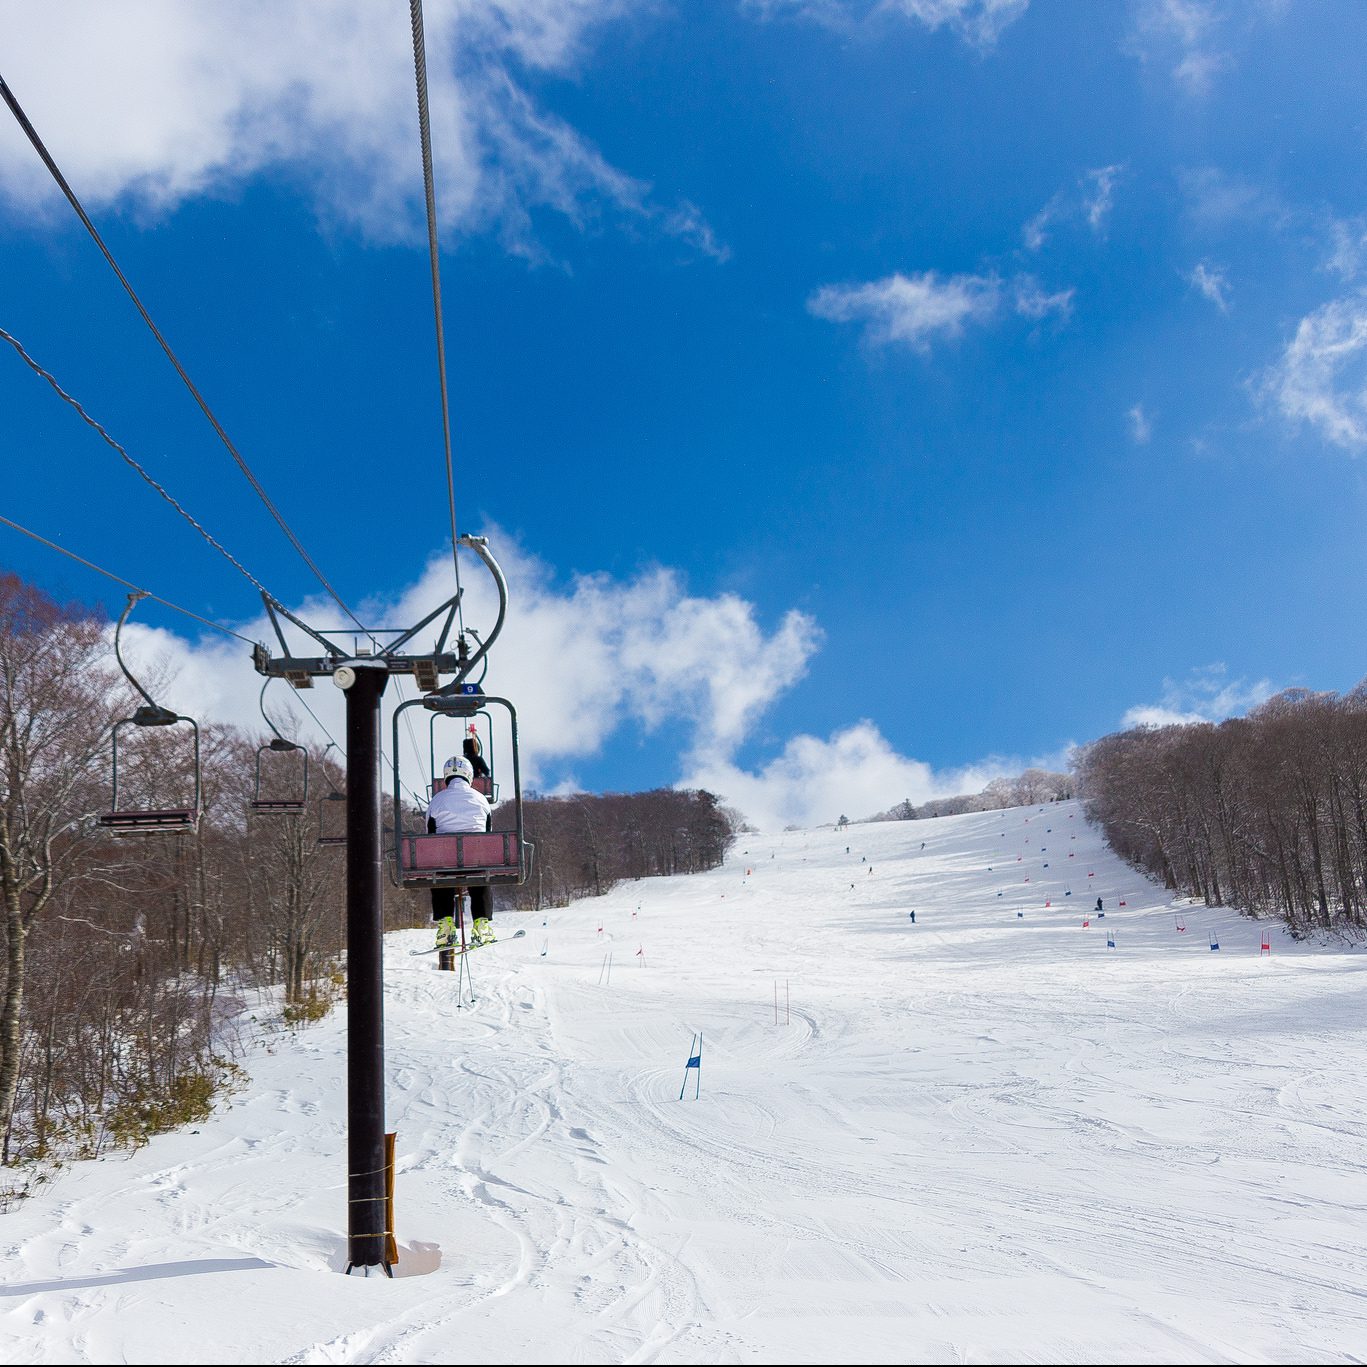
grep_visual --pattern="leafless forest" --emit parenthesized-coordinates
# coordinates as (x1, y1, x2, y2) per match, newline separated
(0, 575, 737, 1183)
(1074, 688, 1367, 936)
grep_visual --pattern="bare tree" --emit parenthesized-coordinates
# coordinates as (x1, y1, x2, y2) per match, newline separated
(0, 577, 118, 1157)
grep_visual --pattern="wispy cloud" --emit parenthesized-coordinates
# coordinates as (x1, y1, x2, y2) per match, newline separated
(0, 2, 722, 262)
(1121, 664, 1275, 729)
(809, 268, 1070, 351)
(1082, 164, 1122, 231)
(1188, 260, 1230, 311)
(881, 0, 1031, 47)
(746, 0, 1030, 48)
(1259, 291, 1367, 451)
(1126, 0, 1232, 96)
(1023, 164, 1124, 250)
(1128, 403, 1152, 444)
(809, 271, 1001, 350)
(1324, 217, 1367, 281)
(1013, 275, 1075, 320)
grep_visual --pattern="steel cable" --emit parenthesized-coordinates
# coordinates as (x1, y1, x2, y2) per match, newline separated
(0, 511, 256, 644)
(0, 72, 367, 634)
(1, 325, 276, 602)
(407, 0, 464, 619)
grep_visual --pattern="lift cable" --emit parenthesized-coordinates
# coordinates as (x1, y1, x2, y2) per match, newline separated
(1, 324, 280, 602)
(290, 671, 428, 810)
(0, 511, 256, 645)
(0, 72, 367, 635)
(407, 1, 464, 621)
(393, 675, 429, 786)
(1, 508, 429, 810)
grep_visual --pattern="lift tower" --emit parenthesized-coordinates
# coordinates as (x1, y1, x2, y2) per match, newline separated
(251, 535, 508, 1276)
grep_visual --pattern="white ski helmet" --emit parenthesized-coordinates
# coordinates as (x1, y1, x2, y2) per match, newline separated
(442, 755, 474, 783)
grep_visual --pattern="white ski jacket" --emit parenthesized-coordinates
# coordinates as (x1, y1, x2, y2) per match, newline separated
(426, 778, 492, 833)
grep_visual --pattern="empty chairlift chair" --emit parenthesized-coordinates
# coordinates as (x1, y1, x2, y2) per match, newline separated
(98, 592, 202, 835)
(249, 680, 308, 816)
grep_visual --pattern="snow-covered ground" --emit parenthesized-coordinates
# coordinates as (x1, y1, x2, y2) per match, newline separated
(4, 800, 1367, 1364)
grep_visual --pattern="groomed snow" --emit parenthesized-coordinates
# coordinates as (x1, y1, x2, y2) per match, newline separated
(4, 801, 1367, 1364)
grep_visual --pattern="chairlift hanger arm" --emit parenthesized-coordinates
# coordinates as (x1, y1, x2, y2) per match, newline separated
(113, 592, 180, 725)
(258, 677, 303, 751)
(430, 536, 506, 696)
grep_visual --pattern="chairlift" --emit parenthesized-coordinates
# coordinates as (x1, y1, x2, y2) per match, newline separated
(98, 592, 202, 835)
(250, 678, 308, 816)
(392, 689, 530, 890)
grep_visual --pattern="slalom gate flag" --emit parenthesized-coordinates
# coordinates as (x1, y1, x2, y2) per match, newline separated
(679, 1033, 702, 1100)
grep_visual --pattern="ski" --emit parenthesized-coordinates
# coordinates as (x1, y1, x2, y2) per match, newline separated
(411, 927, 525, 957)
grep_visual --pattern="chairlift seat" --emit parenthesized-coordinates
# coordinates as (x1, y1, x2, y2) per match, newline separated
(252, 798, 306, 815)
(99, 808, 199, 833)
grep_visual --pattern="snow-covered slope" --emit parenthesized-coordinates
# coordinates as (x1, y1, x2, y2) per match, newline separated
(4, 801, 1366, 1364)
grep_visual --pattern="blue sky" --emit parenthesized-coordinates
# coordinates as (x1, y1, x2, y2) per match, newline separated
(3, 1, 1367, 828)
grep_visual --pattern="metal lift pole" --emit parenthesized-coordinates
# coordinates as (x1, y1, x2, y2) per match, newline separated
(336, 658, 392, 1275)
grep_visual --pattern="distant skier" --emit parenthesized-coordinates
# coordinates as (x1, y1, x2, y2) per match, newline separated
(1095, 896, 1103, 914)
(920, 842, 925, 850)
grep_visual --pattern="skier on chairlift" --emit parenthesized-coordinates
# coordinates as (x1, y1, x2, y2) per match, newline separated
(427, 755, 496, 947)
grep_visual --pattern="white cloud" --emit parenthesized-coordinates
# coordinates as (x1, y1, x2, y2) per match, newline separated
(1121, 664, 1275, 729)
(809, 271, 1002, 351)
(0, 1, 719, 260)
(110, 532, 1044, 831)
(1127, 403, 1152, 444)
(1023, 164, 1123, 250)
(1013, 275, 1074, 320)
(1021, 202, 1057, 253)
(1188, 260, 1230, 311)
(881, 0, 1030, 47)
(745, 0, 1029, 48)
(680, 720, 1022, 832)
(810, 269, 1071, 351)
(1082, 164, 1122, 232)
(113, 531, 819, 806)
(1324, 217, 1367, 281)
(1260, 291, 1367, 451)
(1127, 0, 1232, 96)
(1179, 166, 1284, 232)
